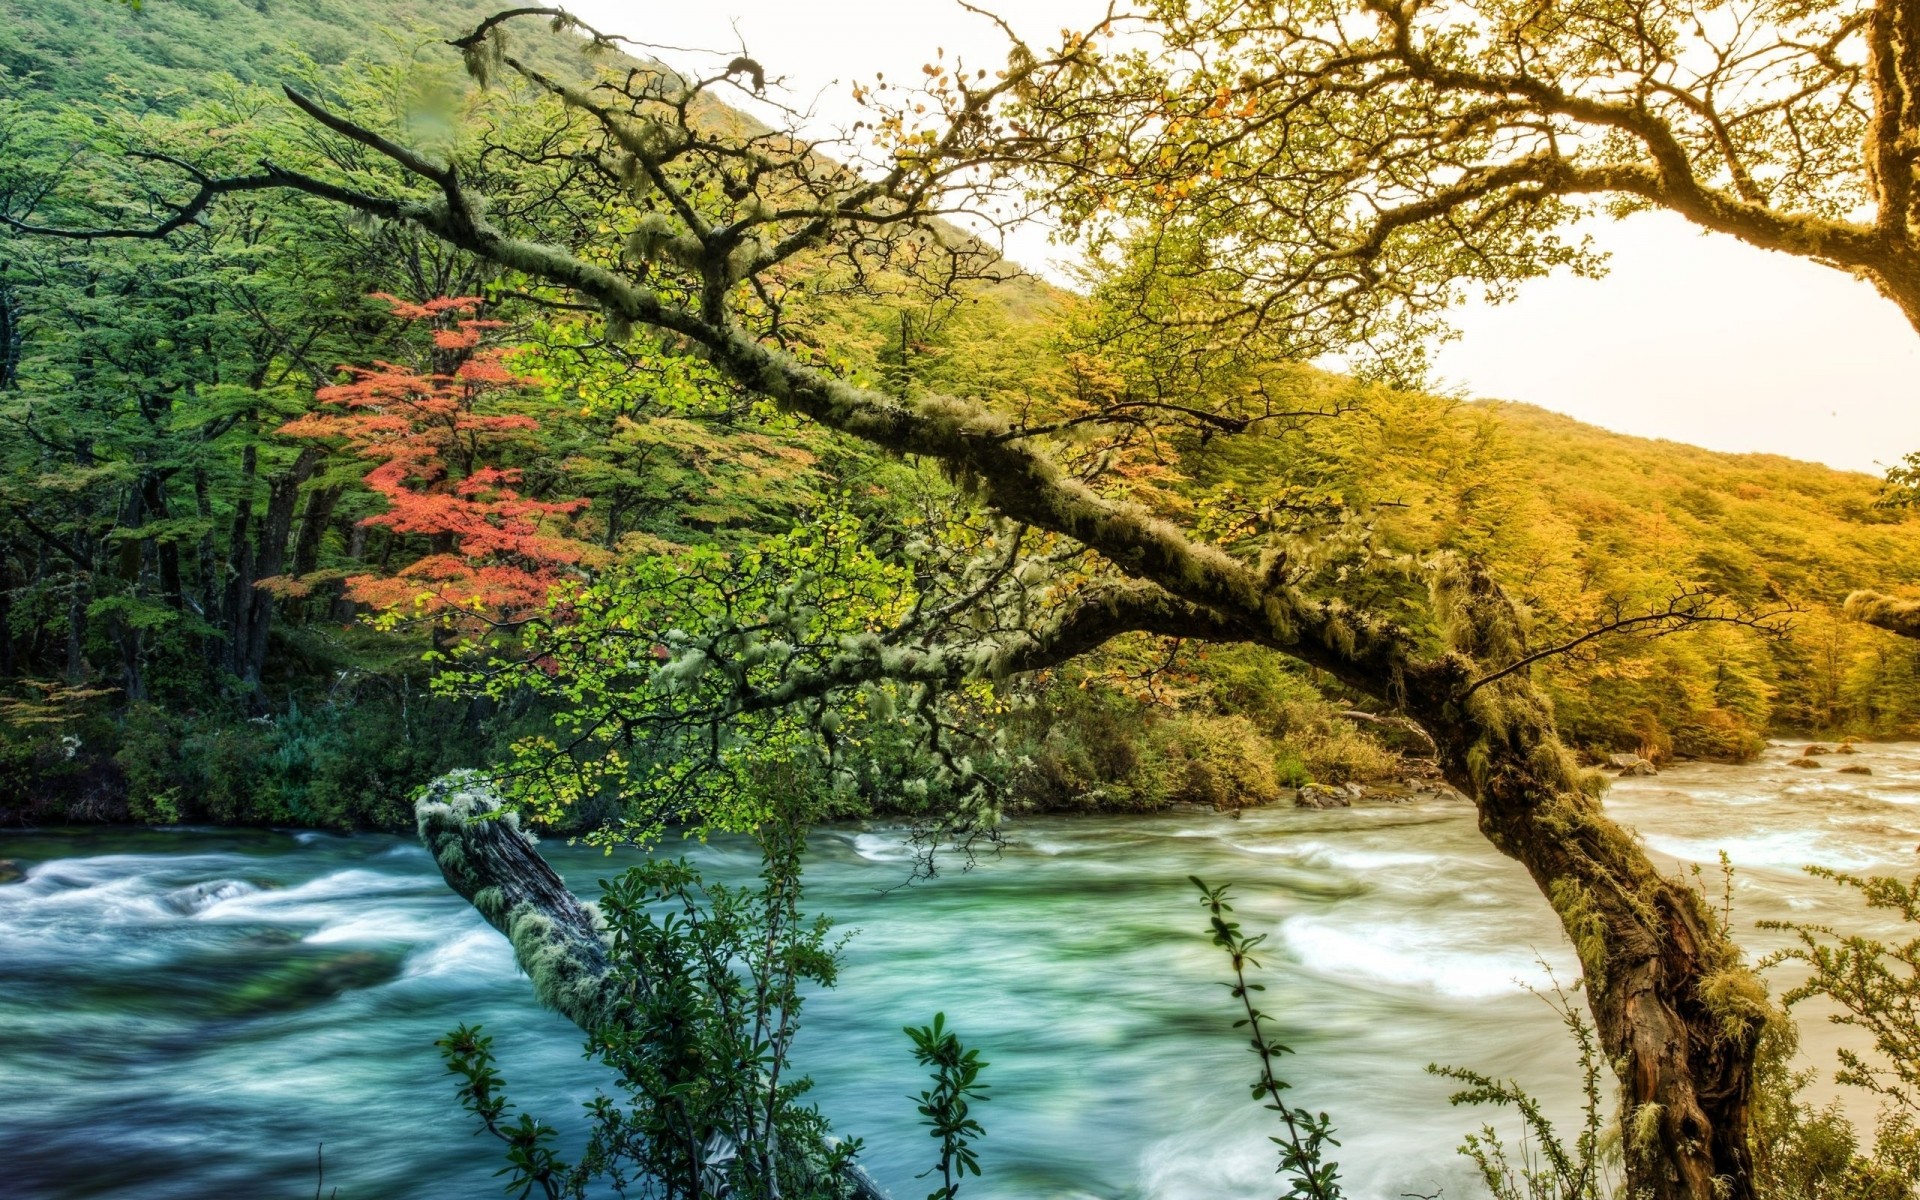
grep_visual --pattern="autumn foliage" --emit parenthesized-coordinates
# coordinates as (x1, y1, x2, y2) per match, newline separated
(278, 295, 600, 620)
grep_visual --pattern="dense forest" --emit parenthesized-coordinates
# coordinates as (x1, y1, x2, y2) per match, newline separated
(7, 2, 1920, 1200)
(5, 0, 1920, 833)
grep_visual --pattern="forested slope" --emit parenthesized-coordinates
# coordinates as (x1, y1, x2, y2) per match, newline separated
(1, 0, 1917, 831)
(1, 0, 529, 105)
(1278, 391, 1920, 752)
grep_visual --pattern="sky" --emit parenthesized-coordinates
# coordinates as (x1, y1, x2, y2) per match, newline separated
(568, 0, 1920, 476)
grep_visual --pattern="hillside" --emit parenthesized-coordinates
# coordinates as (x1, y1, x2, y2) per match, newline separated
(4, 0, 1920, 835)
(1188, 383, 1920, 755)
(0, 0, 514, 104)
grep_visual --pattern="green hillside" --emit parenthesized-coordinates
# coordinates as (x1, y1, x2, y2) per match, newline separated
(0, 0, 511, 104)
(1470, 400, 1920, 744)
(1172, 378, 1920, 755)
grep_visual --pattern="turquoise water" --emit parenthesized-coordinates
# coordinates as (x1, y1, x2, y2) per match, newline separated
(5, 742, 1918, 1199)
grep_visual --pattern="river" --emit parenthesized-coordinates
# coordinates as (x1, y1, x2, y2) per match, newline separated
(4, 742, 1918, 1199)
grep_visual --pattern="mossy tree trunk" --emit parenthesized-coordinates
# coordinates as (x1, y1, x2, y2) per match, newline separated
(1847, 590, 1920, 640)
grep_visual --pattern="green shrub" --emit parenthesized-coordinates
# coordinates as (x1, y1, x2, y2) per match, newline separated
(1671, 709, 1768, 763)
(115, 702, 187, 823)
(1163, 714, 1284, 810)
(1293, 721, 1400, 784)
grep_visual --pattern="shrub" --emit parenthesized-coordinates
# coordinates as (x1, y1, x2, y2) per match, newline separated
(1163, 714, 1284, 810)
(115, 702, 186, 822)
(1671, 709, 1768, 763)
(1292, 721, 1400, 784)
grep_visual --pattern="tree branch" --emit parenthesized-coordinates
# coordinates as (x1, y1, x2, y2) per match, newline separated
(1465, 590, 1795, 695)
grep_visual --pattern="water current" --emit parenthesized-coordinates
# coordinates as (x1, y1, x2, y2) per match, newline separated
(6, 742, 1918, 1199)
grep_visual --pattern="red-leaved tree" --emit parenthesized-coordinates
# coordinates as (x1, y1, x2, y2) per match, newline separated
(277, 295, 600, 622)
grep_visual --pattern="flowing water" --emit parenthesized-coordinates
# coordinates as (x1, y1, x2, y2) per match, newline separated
(5, 743, 1920, 1200)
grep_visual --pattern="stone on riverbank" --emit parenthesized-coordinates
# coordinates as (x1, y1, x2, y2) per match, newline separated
(1295, 784, 1352, 810)
(1604, 752, 1658, 776)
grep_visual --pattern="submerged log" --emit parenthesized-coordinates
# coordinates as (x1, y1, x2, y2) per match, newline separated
(415, 772, 891, 1200)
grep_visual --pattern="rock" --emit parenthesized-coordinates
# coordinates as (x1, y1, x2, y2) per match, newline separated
(1603, 753, 1658, 775)
(0, 859, 23, 885)
(1838, 765, 1872, 775)
(1295, 784, 1351, 810)
(1342, 782, 1366, 800)
(1788, 757, 1824, 769)
(1801, 744, 1836, 757)
(1836, 743, 1859, 754)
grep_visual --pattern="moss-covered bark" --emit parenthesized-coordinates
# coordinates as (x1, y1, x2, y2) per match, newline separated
(1846, 590, 1920, 640)
(415, 772, 890, 1200)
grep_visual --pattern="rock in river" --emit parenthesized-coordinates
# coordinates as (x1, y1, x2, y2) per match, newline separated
(1295, 784, 1352, 810)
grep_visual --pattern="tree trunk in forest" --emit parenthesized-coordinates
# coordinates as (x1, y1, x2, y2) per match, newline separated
(194, 468, 221, 651)
(0, 281, 20, 391)
(238, 448, 319, 692)
(330, 521, 367, 624)
(414, 773, 893, 1200)
(141, 472, 184, 613)
(224, 443, 258, 678)
(290, 484, 341, 622)
(64, 585, 86, 685)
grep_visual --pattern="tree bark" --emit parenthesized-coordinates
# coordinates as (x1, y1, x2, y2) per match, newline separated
(223, 442, 258, 678)
(1400, 568, 1760, 1198)
(415, 773, 893, 1200)
(1846, 589, 1920, 639)
(0, 281, 20, 391)
(239, 447, 319, 691)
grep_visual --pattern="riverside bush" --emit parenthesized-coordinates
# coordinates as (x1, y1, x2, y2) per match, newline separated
(101, 695, 498, 828)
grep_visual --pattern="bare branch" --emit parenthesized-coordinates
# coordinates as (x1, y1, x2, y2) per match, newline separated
(1466, 588, 1797, 695)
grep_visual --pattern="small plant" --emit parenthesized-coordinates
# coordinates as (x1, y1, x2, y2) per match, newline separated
(1427, 971, 1620, 1200)
(1759, 868, 1920, 1193)
(1192, 877, 1343, 1200)
(905, 1012, 989, 1200)
(439, 828, 857, 1200)
(436, 1025, 572, 1199)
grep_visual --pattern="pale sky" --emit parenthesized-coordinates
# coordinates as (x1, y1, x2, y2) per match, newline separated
(570, 0, 1920, 476)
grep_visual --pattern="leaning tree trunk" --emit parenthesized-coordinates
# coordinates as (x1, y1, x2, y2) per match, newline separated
(1403, 569, 1766, 1200)
(414, 773, 893, 1200)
